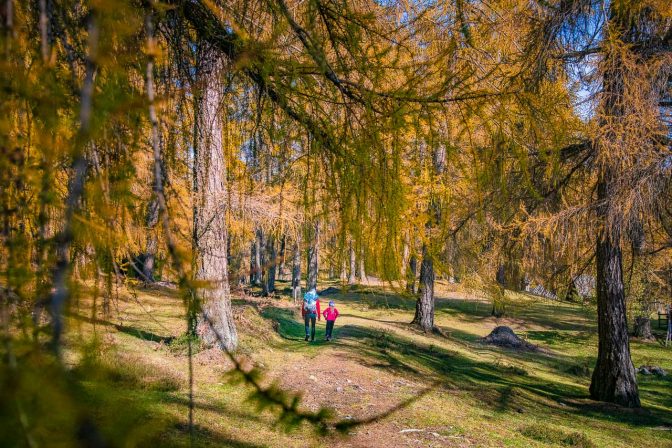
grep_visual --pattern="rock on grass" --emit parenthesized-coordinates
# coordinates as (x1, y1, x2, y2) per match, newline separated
(481, 326, 538, 351)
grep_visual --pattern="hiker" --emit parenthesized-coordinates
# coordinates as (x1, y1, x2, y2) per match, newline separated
(302, 288, 321, 341)
(322, 300, 339, 341)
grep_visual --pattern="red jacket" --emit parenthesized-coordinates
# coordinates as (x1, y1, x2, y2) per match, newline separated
(302, 299, 321, 319)
(323, 307, 339, 321)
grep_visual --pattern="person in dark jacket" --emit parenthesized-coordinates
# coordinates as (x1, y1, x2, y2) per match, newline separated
(301, 289, 321, 341)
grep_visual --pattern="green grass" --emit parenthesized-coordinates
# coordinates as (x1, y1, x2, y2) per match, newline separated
(5, 280, 670, 447)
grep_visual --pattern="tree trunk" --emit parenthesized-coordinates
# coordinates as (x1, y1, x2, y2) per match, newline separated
(266, 233, 276, 295)
(401, 235, 410, 278)
(291, 237, 301, 303)
(412, 245, 434, 331)
(357, 247, 366, 283)
(48, 14, 97, 355)
(277, 235, 286, 280)
(307, 221, 319, 291)
(142, 197, 159, 283)
(589, 222, 639, 407)
(251, 229, 263, 286)
(258, 228, 268, 295)
(249, 240, 256, 285)
(340, 253, 347, 283)
(406, 254, 417, 294)
(588, 5, 641, 407)
(633, 316, 652, 339)
(348, 239, 356, 285)
(193, 58, 237, 351)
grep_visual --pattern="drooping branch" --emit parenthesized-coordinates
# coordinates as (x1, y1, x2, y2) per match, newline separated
(48, 12, 98, 355)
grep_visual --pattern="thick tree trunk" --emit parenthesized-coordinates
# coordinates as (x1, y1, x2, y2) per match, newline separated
(348, 240, 356, 285)
(412, 245, 434, 331)
(588, 6, 641, 407)
(291, 237, 301, 303)
(307, 221, 319, 291)
(589, 216, 639, 407)
(193, 59, 237, 351)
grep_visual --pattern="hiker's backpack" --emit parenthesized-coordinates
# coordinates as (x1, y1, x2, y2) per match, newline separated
(303, 290, 318, 313)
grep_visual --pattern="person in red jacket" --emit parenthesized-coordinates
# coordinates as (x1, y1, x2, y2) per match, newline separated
(322, 300, 339, 341)
(302, 289, 321, 342)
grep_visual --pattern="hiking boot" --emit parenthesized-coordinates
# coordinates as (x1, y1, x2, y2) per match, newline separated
(304, 335, 309, 341)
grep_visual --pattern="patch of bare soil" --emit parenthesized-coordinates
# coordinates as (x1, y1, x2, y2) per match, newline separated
(273, 350, 475, 447)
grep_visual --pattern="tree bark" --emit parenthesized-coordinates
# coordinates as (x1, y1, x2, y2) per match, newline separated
(307, 221, 319, 291)
(250, 229, 262, 286)
(258, 228, 268, 295)
(633, 316, 652, 339)
(406, 254, 417, 294)
(357, 247, 366, 283)
(266, 232, 276, 295)
(142, 197, 159, 283)
(348, 239, 356, 284)
(339, 252, 347, 283)
(401, 235, 410, 278)
(412, 245, 434, 331)
(47, 13, 97, 355)
(588, 5, 642, 407)
(193, 57, 237, 351)
(589, 218, 639, 407)
(277, 235, 286, 280)
(291, 237, 301, 303)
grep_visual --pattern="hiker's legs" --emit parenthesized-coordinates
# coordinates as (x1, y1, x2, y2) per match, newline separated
(326, 320, 334, 339)
(310, 315, 316, 340)
(304, 314, 311, 339)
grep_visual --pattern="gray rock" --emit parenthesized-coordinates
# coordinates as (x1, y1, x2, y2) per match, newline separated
(638, 365, 667, 376)
(481, 326, 538, 351)
(530, 285, 557, 300)
(319, 287, 340, 295)
(573, 275, 596, 298)
(651, 367, 668, 377)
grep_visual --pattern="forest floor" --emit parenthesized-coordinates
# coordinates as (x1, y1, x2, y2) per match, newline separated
(62, 280, 672, 447)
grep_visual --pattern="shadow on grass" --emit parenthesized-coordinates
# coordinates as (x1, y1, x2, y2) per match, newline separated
(258, 303, 671, 430)
(167, 422, 267, 448)
(324, 285, 596, 333)
(114, 324, 175, 344)
(69, 312, 176, 344)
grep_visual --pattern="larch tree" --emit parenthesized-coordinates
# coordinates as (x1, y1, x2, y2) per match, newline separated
(514, 0, 672, 407)
(192, 54, 238, 351)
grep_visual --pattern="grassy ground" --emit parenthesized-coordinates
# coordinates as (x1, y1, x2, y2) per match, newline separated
(57, 280, 672, 447)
